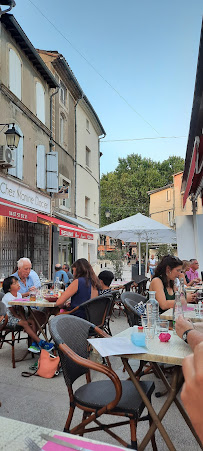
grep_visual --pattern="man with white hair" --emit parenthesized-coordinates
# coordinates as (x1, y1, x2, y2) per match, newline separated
(12, 258, 37, 298)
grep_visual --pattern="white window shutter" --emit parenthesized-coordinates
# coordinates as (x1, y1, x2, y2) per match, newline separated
(46, 152, 58, 192)
(9, 49, 21, 99)
(37, 145, 46, 189)
(36, 82, 45, 123)
(8, 125, 23, 179)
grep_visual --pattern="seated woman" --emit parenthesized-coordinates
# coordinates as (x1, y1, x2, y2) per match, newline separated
(149, 255, 196, 313)
(56, 258, 101, 318)
(2, 276, 54, 353)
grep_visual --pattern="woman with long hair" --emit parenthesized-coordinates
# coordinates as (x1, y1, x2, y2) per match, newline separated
(149, 255, 196, 313)
(55, 258, 101, 318)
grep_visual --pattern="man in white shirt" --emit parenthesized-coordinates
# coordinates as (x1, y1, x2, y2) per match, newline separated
(148, 254, 156, 277)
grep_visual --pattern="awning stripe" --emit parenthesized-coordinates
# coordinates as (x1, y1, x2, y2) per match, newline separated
(183, 144, 197, 207)
(37, 213, 94, 240)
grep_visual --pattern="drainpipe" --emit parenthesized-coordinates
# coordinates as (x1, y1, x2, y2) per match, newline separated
(74, 94, 84, 260)
(50, 87, 59, 152)
(192, 199, 199, 263)
(98, 134, 106, 228)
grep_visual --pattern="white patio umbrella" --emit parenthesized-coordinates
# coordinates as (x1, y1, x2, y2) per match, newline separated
(95, 213, 176, 275)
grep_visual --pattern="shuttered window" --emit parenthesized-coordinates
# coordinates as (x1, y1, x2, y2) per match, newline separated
(8, 125, 23, 179)
(36, 82, 45, 123)
(37, 145, 46, 189)
(46, 152, 58, 192)
(9, 48, 22, 99)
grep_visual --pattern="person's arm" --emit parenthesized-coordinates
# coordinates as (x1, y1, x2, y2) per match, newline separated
(175, 315, 203, 351)
(149, 278, 175, 311)
(181, 342, 203, 444)
(55, 279, 79, 307)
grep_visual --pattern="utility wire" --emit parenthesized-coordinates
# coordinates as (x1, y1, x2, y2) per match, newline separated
(27, 0, 159, 135)
(101, 135, 186, 143)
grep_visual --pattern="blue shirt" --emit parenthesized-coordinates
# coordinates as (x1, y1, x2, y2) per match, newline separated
(12, 271, 34, 294)
(54, 270, 69, 287)
(30, 270, 41, 288)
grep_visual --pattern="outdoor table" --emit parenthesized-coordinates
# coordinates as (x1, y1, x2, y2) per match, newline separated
(8, 298, 57, 341)
(160, 304, 202, 323)
(113, 327, 203, 451)
(0, 416, 129, 451)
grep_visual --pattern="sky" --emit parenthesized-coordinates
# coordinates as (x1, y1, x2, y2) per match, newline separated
(11, 0, 203, 175)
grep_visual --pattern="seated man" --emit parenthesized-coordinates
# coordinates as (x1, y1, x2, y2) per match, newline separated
(54, 264, 69, 287)
(98, 270, 114, 294)
(12, 258, 36, 298)
(62, 263, 74, 282)
(186, 259, 201, 283)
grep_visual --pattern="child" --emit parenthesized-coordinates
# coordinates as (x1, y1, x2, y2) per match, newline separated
(98, 270, 114, 294)
(2, 276, 54, 353)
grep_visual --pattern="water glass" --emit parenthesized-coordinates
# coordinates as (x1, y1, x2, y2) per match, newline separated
(157, 320, 169, 334)
(141, 315, 148, 328)
(144, 325, 155, 340)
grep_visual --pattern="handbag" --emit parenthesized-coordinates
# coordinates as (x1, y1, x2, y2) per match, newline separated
(21, 349, 60, 378)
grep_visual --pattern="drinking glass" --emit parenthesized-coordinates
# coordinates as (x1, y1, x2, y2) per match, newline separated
(144, 325, 155, 340)
(141, 315, 148, 328)
(157, 320, 169, 334)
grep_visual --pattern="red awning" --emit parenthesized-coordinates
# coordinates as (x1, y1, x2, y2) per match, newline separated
(37, 213, 94, 240)
(0, 198, 37, 222)
(183, 136, 203, 207)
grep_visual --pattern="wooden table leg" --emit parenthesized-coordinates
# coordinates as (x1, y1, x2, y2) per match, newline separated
(122, 358, 176, 451)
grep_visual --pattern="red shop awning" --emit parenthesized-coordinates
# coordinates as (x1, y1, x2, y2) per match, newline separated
(37, 213, 94, 240)
(183, 144, 197, 207)
(0, 198, 37, 222)
(183, 136, 203, 207)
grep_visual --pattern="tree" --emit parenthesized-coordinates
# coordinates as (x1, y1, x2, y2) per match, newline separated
(100, 154, 184, 226)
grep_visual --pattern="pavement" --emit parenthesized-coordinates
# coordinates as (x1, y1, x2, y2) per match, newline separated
(0, 263, 201, 450)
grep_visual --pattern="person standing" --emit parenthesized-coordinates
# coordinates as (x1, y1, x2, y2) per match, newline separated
(148, 254, 156, 277)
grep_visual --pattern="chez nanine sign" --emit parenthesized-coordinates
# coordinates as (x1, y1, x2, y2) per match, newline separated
(0, 176, 51, 214)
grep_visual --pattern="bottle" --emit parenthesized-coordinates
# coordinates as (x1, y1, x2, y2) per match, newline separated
(54, 276, 61, 295)
(173, 292, 183, 333)
(60, 274, 65, 291)
(179, 277, 187, 312)
(146, 291, 159, 331)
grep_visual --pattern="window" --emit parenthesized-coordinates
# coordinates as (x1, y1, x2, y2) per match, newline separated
(86, 146, 91, 168)
(9, 48, 22, 99)
(8, 125, 23, 180)
(86, 119, 89, 131)
(166, 190, 171, 201)
(59, 174, 71, 210)
(85, 196, 90, 217)
(60, 114, 64, 145)
(36, 81, 45, 123)
(60, 82, 67, 105)
(36, 145, 46, 189)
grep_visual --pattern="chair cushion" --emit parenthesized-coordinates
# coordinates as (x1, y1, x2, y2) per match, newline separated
(74, 379, 154, 417)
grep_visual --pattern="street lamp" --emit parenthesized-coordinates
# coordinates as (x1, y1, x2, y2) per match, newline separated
(0, 123, 21, 149)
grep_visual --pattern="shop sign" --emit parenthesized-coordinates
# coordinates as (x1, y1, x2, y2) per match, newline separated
(60, 227, 93, 241)
(0, 201, 37, 222)
(0, 176, 50, 213)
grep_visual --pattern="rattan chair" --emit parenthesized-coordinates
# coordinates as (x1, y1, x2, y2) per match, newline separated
(49, 315, 157, 450)
(0, 301, 29, 368)
(59, 294, 114, 335)
(121, 292, 147, 326)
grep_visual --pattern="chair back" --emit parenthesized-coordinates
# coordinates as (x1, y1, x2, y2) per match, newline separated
(122, 297, 143, 327)
(0, 292, 4, 302)
(0, 301, 6, 315)
(121, 291, 146, 304)
(49, 315, 94, 386)
(82, 294, 114, 329)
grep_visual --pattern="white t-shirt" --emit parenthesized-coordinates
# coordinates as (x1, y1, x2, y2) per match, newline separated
(2, 292, 22, 311)
(149, 258, 156, 269)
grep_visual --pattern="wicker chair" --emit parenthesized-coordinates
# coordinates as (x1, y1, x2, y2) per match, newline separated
(49, 315, 157, 450)
(0, 301, 29, 368)
(59, 294, 114, 335)
(121, 292, 147, 327)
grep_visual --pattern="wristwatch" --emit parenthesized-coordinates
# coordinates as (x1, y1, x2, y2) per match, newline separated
(182, 329, 193, 344)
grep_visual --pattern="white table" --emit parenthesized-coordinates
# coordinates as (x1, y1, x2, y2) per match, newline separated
(114, 327, 203, 451)
(0, 416, 129, 451)
(160, 304, 202, 323)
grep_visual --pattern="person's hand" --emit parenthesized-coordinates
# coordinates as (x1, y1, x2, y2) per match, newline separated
(181, 342, 203, 444)
(29, 286, 36, 292)
(175, 315, 194, 338)
(187, 292, 197, 303)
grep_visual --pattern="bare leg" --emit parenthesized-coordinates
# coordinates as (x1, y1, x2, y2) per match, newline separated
(18, 319, 40, 343)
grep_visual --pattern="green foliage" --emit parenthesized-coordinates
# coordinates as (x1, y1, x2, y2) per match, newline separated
(100, 154, 184, 226)
(105, 250, 125, 280)
(156, 245, 175, 261)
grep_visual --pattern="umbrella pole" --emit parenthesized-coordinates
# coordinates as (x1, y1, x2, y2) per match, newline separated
(138, 237, 141, 275)
(145, 241, 148, 276)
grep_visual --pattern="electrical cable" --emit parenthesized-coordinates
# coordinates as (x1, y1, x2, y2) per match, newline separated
(101, 135, 186, 143)
(27, 0, 159, 135)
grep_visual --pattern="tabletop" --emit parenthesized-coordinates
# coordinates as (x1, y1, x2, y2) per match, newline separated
(8, 298, 57, 308)
(160, 304, 203, 323)
(114, 326, 192, 366)
(0, 416, 128, 451)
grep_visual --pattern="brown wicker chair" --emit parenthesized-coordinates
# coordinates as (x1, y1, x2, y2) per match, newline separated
(49, 315, 157, 450)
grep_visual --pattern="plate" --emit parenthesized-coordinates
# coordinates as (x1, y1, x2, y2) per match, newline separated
(44, 295, 58, 302)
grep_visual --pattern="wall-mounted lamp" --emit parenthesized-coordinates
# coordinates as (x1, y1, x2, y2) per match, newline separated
(105, 208, 111, 219)
(0, 123, 21, 149)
